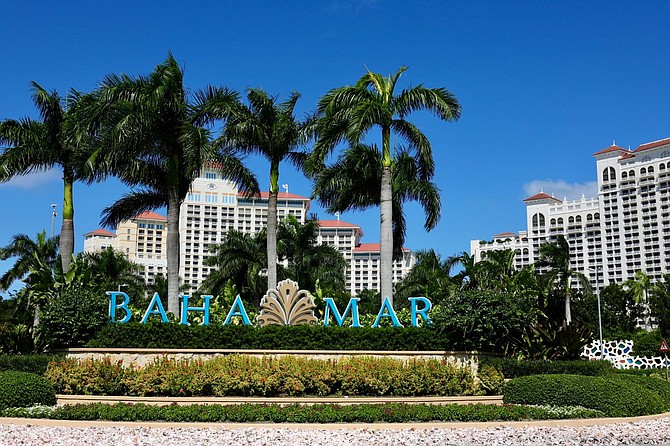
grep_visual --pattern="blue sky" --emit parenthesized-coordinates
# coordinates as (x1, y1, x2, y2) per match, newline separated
(1, 1, 669, 297)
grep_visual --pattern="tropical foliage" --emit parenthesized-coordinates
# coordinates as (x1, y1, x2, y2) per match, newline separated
(79, 53, 259, 316)
(0, 83, 92, 273)
(536, 235, 590, 325)
(201, 216, 346, 304)
(310, 67, 460, 304)
(217, 88, 313, 292)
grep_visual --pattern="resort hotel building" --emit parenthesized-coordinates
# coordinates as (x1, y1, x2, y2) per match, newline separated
(470, 136, 670, 288)
(83, 167, 416, 295)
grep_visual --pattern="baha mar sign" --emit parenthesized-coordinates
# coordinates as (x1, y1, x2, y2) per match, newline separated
(107, 279, 431, 328)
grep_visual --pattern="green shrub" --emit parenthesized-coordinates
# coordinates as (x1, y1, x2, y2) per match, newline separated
(40, 287, 109, 348)
(630, 330, 664, 357)
(503, 374, 667, 417)
(45, 355, 479, 397)
(0, 354, 61, 375)
(88, 322, 456, 351)
(1, 402, 604, 423)
(0, 371, 56, 410)
(429, 290, 542, 353)
(477, 365, 505, 395)
(481, 358, 612, 378)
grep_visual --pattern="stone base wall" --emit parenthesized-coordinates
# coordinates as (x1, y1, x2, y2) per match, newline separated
(62, 348, 495, 377)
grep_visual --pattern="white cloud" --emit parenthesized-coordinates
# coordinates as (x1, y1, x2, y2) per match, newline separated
(523, 179, 598, 201)
(0, 169, 61, 189)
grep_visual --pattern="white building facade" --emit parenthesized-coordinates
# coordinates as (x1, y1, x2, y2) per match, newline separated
(84, 169, 416, 295)
(83, 211, 168, 285)
(470, 136, 670, 288)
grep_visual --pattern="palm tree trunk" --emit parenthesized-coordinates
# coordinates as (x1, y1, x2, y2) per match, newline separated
(380, 164, 394, 306)
(267, 191, 278, 292)
(33, 303, 41, 329)
(60, 173, 75, 273)
(167, 188, 181, 318)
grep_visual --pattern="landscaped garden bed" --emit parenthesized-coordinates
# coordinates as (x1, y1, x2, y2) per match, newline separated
(45, 355, 503, 397)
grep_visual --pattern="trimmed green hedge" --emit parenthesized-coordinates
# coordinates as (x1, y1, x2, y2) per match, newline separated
(0, 371, 56, 410)
(503, 374, 670, 417)
(88, 323, 457, 351)
(481, 358, 612, 378)
(0, 355, 62, 375)
(0, 402, 603, 423)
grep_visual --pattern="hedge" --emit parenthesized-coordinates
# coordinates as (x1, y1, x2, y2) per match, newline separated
(0, 371, 56, 410)
(87, 323, 458, 351)
(46, 355, 483, 397)
(0, 402, 604, 423)
(480, 358, 613, 378)
(503, 374, 670, 417)
(0, 354, 61, 375)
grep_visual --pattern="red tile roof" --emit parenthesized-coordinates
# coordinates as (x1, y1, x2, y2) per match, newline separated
(318, 220, 361, 228)
(353, 243, 410, 253)
(84, 228, 115, 237)
(634, 137, 670, 153)
(237, 191, 310, 200)
(620, 152, 635, 160)
(523, 192, 561, 203)
(134, 211, 168, 221)
(592, 145, 628, 156)
(494, 232, 517, 238)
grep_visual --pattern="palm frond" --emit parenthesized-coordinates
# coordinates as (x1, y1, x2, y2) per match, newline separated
(100, 189, 167, 228)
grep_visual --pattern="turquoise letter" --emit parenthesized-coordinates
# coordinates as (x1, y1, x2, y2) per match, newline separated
(409, 297, 432, 327)
(141, 292, 169, 323)
(372, 297, 403, 328)
(180, 295, 212, 325)
(107, 291, 131, 323)
(323, 297, 361, 327)
(223, 295, 252, 325)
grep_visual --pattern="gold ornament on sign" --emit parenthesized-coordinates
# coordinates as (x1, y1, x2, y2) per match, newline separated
(257, 279, 317, 326)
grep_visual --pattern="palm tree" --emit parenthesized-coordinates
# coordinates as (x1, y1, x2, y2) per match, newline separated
(445, 251, 481, 290)
(313, 143, 443, 305)
(310, 67, 460, 304)
(84, 247, 145, 299)
(0, 231, 59, 327)
(0, 83, 91, 272)
(83, 54, 259, 316)
(396, 249, 453, 301)
(201, 229, 270, 305)
(537, 235, 590, 325)
(217, 88, 313, 292)
(624, 270, 651, 330)
(277, 215, 347, 292)
(478, 249, 516, 292)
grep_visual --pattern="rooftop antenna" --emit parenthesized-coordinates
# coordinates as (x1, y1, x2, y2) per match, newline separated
(613, 139, 616, 146)
(335, 212, 340, 221)
(281, 184, 289, 194)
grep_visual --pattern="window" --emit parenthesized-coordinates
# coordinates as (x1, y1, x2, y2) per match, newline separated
(139, 223, 146, 228)
(205, 172, 217, 179)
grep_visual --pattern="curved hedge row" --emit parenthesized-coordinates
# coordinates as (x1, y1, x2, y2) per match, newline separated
(0, 371, 56, 410)
(503, 374, 670, 417)
(1, 402, 604, 423)
(46, 355, 489, 397)
(87, 323, 457, 351)
(480, 358, 613, 378)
